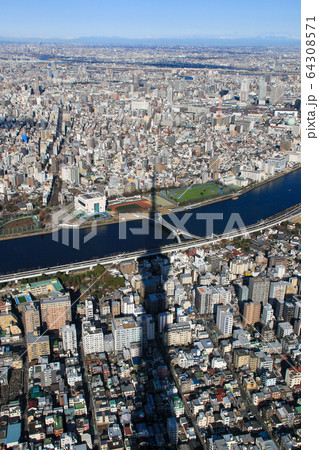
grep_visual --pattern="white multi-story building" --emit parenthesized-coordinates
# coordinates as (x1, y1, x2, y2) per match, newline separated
(82, 321, 104, 355)
(216, 286, 232, 304)
(85, 299, 94, 319)
(240, 168, 263, 183)
(61, 164, 79, 185)
(131, 100, 149, 111)
(165, 322, 192, 346)
(240, 79, 250, 102)
(229, 258, 250, 275)
(62, 324, 77, 354)
(211, 357, 227, 370)
(256, 351, 274, 372)
(112, 316, 143, 352)
(75, 192, 106, 214)
(269, 281, 286, 301)
(261, 304, 274, 326)
(258, 80, 267, 105)
(158, 311, 174, 333)
(121, 295, 135, 315)
(270, 84, 285, 105)
(167, 86, 173, 104)
(195, 285, 226, 315)
(266, 156, 287, 172)
(285, 367, 301, 389)
(216, 305, 233, 337)
(277, 322, 294, 339)
(163, 279, 175, 296)
(66, 366, 82, 387)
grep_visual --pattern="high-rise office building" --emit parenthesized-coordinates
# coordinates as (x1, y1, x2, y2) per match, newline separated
(283, 302, 295, 323)
(209, 157, 220, 174)
(248, 277, 270, 306)
(22, 304, 40, 335)
(195, 286, 229, 315)
(205, 140, 212, 154)
(243, 302, 261, 326)
(195, 286, 213, 315)
(40, 293, 72, 332)
(238, 285, 249, 302)
(137, 314, 155, 342)
(146, 292, 167, 314)
(294, 300, 301, 320)
(240, 79, 250, 102)
(274, 299, 284, 320)
(269, 281, 286, 302)
(167, 86, 173, 104)
(269, 84, 285, 105)
(258, 80, 267, 105)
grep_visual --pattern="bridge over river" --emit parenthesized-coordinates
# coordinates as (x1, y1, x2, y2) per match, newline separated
(0, 204, 300, 284)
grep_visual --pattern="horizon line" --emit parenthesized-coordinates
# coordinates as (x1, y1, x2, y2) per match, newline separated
(0, 34, 301, 41)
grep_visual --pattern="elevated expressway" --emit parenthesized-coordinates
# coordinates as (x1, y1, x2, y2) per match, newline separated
(0, 204, 300, 284)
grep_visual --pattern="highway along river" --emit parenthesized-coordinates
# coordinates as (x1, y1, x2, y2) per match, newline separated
(0, 169, 300, 275)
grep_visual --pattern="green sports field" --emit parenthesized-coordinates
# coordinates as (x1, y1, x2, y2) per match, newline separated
(167, 184, 229, 205)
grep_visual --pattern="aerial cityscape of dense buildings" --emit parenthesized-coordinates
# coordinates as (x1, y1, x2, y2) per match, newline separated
(0, 43, 300, 234)
(0, 35, 301, 450)
(0, 217, 301, 449)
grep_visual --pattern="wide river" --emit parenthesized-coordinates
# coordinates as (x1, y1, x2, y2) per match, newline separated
(0, 169, 300, 275)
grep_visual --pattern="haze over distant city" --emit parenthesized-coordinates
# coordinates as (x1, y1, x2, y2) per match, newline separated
(0, 0, 304, 448)
(0, 0, 300, 45)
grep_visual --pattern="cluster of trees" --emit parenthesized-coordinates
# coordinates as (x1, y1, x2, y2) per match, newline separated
(279, 221, 301, 236)
(232, 237, 252, 252)
(17, 264, 125, 297)
(56, 265, 125, 290)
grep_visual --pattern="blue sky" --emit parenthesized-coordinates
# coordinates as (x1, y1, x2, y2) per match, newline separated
(0, 0, 300, 39)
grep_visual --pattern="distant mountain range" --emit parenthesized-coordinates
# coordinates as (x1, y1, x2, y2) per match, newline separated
(0, 35, 301, 47)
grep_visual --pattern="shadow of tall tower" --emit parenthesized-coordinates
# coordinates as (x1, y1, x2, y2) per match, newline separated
(149, 164, 163, 242)
(130, 165, 186, 448)
(150, 167, 157, 229)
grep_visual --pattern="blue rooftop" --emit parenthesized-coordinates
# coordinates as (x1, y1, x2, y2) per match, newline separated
(6, 423, 21, 445)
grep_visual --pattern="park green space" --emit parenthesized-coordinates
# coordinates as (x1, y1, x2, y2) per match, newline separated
(167, 183, 230, 205)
